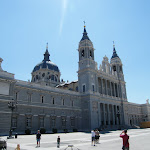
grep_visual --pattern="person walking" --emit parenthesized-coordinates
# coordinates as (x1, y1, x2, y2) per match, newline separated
(120, 129, 129, 150)
(36, 130, 41, 147)
(57, 136, 60, 148)
(91, 130, 95, 146)
(15, 144, 20, 150)
(95, 129, 100, 144)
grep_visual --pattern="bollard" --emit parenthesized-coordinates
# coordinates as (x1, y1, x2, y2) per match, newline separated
(15, 133, 17, 138)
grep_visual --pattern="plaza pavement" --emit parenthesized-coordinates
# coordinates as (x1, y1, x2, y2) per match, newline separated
(1, 128, 150, 150)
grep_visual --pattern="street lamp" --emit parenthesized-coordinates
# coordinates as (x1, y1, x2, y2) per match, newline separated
(7, 100, 17, 138)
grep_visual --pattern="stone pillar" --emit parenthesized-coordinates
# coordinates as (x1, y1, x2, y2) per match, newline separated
(117, 84, 119, 97)
(114, 83, 116, 97)
(119, 106, 122, 125)
(112, 105, 115, 125)
(101, 78, 103, 94)
(103, 104, 106, 125)
(98, 102, 101, 127)
(105, 80, 108, 95)
(110, 82, 112, 96)
(44, 116, 50, 132)
(107, 104, 110, 125)
(116, 105, 119, 125)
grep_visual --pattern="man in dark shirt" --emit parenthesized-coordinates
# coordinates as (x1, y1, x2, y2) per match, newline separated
(36, 130, 41, 147)
(57, 136, 60, 148)
(120, 129, 129, 150)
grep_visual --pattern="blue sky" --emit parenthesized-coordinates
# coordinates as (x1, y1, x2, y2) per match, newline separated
(0, 0, 150, 104)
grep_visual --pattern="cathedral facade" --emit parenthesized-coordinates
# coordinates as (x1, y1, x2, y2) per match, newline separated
(0, 27, 149, 135)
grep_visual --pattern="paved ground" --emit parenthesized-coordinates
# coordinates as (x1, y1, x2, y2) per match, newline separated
(1, 128, 150, 150)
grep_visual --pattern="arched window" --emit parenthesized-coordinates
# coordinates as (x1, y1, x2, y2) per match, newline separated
(41, 96, 44, 103)
(83, 85, 85, 92)
(62, 99, 65, 105)
(81, 50, 84, 57)
(113, 65, 116, 71)
(55, 76, 57, 82)
(90, 51, 92, 57)
(36, 75, 38, 79)
(51, 75, 54, 81)
(15, 92, 18, 100)
(76, 86, 78, 92)
(42, 73, 45, 77)
(52, 98, 55, 104)
(72, 101, 74, 107)
(120, 66, 123, 73)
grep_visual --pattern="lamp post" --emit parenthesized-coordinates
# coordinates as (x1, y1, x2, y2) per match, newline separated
(7, 100, 17, 138)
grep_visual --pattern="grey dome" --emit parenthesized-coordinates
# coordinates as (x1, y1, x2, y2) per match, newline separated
(32, 46, 60, 73)
(32, 60, 60, 73)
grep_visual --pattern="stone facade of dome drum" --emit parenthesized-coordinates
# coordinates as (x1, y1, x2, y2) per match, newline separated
(31, 44, 61, 87)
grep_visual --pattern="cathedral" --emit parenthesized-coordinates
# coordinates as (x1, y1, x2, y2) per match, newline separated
(0, 26, 149, 135)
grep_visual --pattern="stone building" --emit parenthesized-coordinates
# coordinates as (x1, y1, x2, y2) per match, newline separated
(0, 27, 149, 135)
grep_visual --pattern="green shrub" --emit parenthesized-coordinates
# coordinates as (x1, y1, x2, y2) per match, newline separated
(25, 129, 31, 135)
(64, 129, 68, 133)
(40, 128, 46, 134)
(52, 128, 57, 133)
(73, 128, 78, 132)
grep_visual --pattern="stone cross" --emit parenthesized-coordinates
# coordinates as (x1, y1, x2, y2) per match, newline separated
(0, 58, 3, 71)
(146, 99, 149, 104)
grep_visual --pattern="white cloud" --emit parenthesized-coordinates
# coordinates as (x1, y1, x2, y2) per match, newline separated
(59, 0, 68, 36)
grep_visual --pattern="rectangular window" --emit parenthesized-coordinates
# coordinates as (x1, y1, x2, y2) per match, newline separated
(51, 118, 55, 127)
(26, 117, 31, 128)
(39, 117, 44, 128)
(83, 85, 85, 93)
(28, 94, 32, 102)
(71, 118, 75, 127)
(15, 92, 18, 101)
(72, 101, 74, 107)
(62, 99, 65, 105)
(92, 85, 95, 92)
(52, 98, 55, 104)
(62, 118, 66, 126)
(41, 96, 44, 103)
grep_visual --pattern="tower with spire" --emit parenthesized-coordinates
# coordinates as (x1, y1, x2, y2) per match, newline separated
(78, 25, 98, 94)
(110, 43, 127, 99)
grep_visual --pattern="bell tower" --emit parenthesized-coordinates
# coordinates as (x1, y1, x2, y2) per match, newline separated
(78, 26, 98, 93)
(110, 43, 127, 99)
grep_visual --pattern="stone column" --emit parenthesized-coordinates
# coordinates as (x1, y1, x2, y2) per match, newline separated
(101, 78, 103, 94)
(98, 103, 101, 127)
(107, 104, 110, 125)
(116, 105, 119, 125)
(117, 84, 119, 97)
(105, 80, 108, 95)
(114, 83, 116, 97)
(112, 105, 115, 125)
(103, 104, 106, 125)
(119, 106, 122, 125)
(110, 82, 112, 96)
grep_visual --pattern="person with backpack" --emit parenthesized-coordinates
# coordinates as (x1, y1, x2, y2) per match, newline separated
(120, 129, 129, 150)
